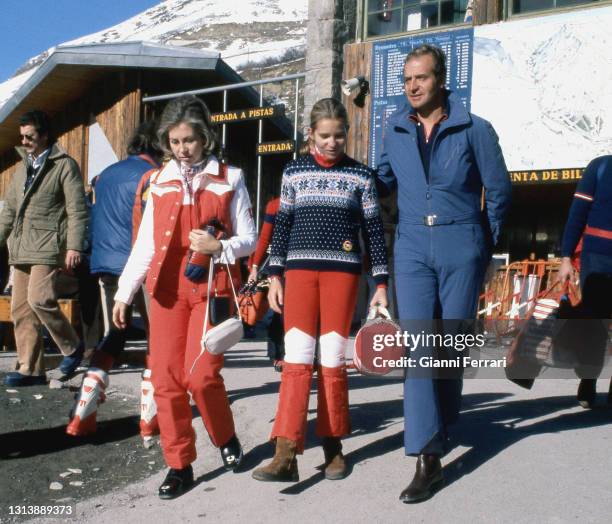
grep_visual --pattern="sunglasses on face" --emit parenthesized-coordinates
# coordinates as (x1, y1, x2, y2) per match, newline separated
(20, 133, 37, 141)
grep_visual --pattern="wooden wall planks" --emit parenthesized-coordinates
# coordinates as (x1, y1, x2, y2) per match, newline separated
(343, 40, 373, 166)
(0, 71, 142, 197)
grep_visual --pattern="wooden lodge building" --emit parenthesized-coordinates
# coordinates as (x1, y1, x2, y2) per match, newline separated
(0, 42, 296, 219)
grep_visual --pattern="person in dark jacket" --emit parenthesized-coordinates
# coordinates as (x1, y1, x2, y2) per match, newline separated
(376, 45, 512, 503)
(247, 197, 284, 367)
(557, 155, 612, 408)
(0, 110, 88, 387)
(66, 122, 162, 437)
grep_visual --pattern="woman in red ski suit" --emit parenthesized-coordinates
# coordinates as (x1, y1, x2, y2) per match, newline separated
(113, 95, 256, 499)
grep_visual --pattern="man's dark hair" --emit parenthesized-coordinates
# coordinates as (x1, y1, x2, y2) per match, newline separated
(404, 44, 447, 83)
(127, 120, 163, 161)
(19, 110, 52, 138)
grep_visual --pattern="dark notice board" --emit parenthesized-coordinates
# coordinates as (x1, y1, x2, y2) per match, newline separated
(369, 27, 474, 168)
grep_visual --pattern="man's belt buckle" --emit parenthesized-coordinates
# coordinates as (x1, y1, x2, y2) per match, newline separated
(424, 215, 437, 226)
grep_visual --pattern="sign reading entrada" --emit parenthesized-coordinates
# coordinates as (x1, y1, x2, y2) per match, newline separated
(210, 105, 285, 124)
(256, 140, 295, 155)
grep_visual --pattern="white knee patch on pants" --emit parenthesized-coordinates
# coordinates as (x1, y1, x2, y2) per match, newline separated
(284, 328, 316, 364)
(319, 331, 347, 368)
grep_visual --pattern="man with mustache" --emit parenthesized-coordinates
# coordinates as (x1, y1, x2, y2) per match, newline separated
(1, 110, 88, 387)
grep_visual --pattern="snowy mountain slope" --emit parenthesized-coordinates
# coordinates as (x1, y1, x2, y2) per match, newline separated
(66, 0, 306, 43)
(0, 0, 307, 110)
(472, 7, 612, 171)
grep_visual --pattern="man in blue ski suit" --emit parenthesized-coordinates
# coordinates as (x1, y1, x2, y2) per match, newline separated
(376, 44, 512, 503)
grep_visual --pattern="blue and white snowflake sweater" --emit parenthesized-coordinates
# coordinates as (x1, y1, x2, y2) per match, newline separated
(268, 154, 389, 285)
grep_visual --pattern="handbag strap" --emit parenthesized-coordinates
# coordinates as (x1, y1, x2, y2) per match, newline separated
(258, 254, 270, 273)
(541, 279, 578, 302)
(202, 251, 242, 340)
(192, 253, 241, 375)
(190, 260, 215, 376)
(367, 304, 392, 320)
(222, 256, 242, 318)
(202, 257, 215, 341)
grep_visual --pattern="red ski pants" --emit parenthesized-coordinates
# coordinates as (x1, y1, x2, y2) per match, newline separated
(271, 270, 359, 452)
(149, 291, 235, 469)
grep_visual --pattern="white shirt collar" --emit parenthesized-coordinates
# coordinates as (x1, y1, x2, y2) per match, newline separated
(158, 155, 222, 185)
(30, 147, 51, 170)
(202, 155, 220, 176)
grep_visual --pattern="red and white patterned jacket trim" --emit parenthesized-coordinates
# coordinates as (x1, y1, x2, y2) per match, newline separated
(115, 156, 256, 305)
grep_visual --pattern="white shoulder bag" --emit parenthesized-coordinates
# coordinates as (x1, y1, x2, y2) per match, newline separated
(190, 257, 244, 374)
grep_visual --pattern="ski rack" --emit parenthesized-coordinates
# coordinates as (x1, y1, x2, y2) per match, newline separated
(478, 259, 580, 340)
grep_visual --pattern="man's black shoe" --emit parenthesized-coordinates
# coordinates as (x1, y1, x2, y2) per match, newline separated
(399, 454, 444, 504)
(59, 343, 85, 375)
(577, 378, 597, 409)
(220, 434, 243, 470)
(158, 466, 194, 500)
(3, 372, 46, 387)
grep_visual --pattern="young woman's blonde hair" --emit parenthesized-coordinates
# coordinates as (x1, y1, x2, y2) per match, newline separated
(299, 98, 350, 155)
(157, 95, 219, 159)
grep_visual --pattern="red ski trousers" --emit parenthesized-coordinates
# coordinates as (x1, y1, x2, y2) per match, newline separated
(149, 290, 235, 469)
(271, 270, 358, 452)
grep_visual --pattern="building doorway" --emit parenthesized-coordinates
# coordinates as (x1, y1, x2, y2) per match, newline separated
(498, 183, 575, 261)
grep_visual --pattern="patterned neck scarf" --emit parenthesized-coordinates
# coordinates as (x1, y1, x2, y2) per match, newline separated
(180, 158, 206, 180)
(179, 158, 207, 201)
(24, 148, 51, 194)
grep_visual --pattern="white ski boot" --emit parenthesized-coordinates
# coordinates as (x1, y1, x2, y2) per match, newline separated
(140, 368, 159, 448)
(66, 368, 109, 436)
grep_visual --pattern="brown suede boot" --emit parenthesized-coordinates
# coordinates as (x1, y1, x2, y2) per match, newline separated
(322, 437, 347, 480)
(252, 437, 299, 482)
(399, 454, 444, 503)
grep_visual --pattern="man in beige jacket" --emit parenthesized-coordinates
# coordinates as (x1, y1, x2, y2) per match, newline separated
(0, 110, 88, 386)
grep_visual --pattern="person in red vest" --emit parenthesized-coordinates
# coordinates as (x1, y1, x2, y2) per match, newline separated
(113, 95, 257, 499)
(248, 197, 280, 281)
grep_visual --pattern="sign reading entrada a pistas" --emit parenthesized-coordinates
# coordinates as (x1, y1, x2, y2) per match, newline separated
(211, 105, 285, 123)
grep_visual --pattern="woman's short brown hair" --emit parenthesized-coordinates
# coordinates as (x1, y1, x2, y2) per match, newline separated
(157, 95, 219, 159)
